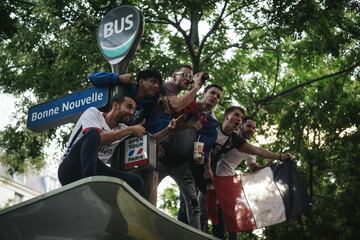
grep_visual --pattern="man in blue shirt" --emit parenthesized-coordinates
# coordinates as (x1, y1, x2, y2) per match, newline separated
(89, 69, 167, 130)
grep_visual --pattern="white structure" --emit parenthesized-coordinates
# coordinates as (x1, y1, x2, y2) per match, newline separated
(0, 164, 60, 209)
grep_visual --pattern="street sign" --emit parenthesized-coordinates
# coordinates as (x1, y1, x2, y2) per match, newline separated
(122, 135, 157, 170)
(27, 87, 109, 132)
(97, 5, 144, 66)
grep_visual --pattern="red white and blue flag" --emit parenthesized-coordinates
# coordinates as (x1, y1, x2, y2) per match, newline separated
(208, 160, 310, 232)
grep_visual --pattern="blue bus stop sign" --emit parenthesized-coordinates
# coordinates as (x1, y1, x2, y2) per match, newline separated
(27, 87, 109, 132)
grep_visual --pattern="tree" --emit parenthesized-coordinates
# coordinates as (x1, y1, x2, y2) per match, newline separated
(158, 183, 179, 218)
(0, 0, 359, 239)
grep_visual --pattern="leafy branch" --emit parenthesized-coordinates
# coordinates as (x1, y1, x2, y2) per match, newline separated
(256, 61, 360, 106)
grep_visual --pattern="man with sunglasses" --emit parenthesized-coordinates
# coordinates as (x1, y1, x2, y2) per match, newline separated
(160, 65, 206, 112)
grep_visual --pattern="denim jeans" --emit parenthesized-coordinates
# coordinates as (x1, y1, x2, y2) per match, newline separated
(178, 190, 226, 238)
(158, 161, 201, 230)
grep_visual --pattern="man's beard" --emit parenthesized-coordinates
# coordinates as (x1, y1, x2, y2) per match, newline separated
(118, 115, 130, 124)
(241, 129, 251, 140)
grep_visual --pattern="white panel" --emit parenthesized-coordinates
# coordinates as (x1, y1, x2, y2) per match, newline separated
(241, 167, 286, 228)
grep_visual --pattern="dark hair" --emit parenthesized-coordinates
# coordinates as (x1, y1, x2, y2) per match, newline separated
(204, 84, 223, 93)
(136, 69, 163, 85)
(242, 116, 255, 123)
(224, 106, 245, 117)
(110, 94, 133, 108)
(173, 64, 193, 73)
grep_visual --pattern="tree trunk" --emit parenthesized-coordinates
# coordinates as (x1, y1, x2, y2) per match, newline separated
(189, 1, 201, 72)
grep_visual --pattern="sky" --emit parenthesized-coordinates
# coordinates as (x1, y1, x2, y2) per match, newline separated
(0, 91, 60, 176)
(0, 92, 16, 130)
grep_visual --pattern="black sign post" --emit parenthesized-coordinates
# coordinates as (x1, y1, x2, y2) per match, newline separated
(97, 5, 144, 96)
(97, 5, 145, 170)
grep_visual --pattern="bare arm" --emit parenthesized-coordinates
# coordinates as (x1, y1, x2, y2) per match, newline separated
(238, 142, 293, 164)
(167, 72, 204, 112)
(247, 152, 294, 172)
(152, 127, 172, 143)
(100, 125, 145, 146)
(152, 115, 185, 143)
(167, 86, 201, 112)
(238, 142, 282, 160)
(203, 152, 214, 180)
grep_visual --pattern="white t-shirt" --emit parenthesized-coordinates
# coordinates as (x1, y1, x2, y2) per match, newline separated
(214, 127, 256, 176)
(61, 107, 128, 164)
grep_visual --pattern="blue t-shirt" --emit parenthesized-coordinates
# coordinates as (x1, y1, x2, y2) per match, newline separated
(89, 72, 170, 133)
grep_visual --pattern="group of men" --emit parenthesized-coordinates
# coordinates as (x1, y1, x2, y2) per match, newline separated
(57, 65, 292, 239)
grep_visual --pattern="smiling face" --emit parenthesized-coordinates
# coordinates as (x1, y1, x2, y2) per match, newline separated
(223, 109, 244, 132)
(139, 77, 160, 97)
(112, 97, 136, 123)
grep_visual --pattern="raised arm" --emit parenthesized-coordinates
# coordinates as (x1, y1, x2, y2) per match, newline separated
(167, 72, 204, 113)
(167, 86, 200, 112)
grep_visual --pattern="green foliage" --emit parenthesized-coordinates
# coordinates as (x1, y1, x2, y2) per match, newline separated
(0, 1, 359, 238)
(0, 96, 47, 174)
(0, 122, 46, 174)
(158, 183, 179, 218)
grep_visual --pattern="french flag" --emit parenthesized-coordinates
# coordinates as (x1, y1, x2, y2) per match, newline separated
(208, 160, 311, 232)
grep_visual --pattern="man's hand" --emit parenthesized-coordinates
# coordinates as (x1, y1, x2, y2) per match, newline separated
(158, 95, 171, 113)
(192, 72, 205, 89)
(119, 73, 134, 84)
(279, 153, 293, 161)
(203, 162, 213, 180)
(130, 119, 146, 137)
(194, 153, 204, 165)
(167, 114, 185, 131)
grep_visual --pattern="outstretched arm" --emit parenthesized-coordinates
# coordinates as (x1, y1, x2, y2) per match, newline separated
(89, 72, 133, 86)
(100, 124, 145, 146)
(151, 126, 172, 143)
(152, 115, 185, 143)
(238, 142, 292, 161)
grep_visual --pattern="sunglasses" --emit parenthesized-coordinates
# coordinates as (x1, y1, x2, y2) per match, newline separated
(174, 72, 193, 79)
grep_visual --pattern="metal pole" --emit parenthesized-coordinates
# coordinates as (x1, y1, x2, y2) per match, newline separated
(110, 62, 128, 170)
